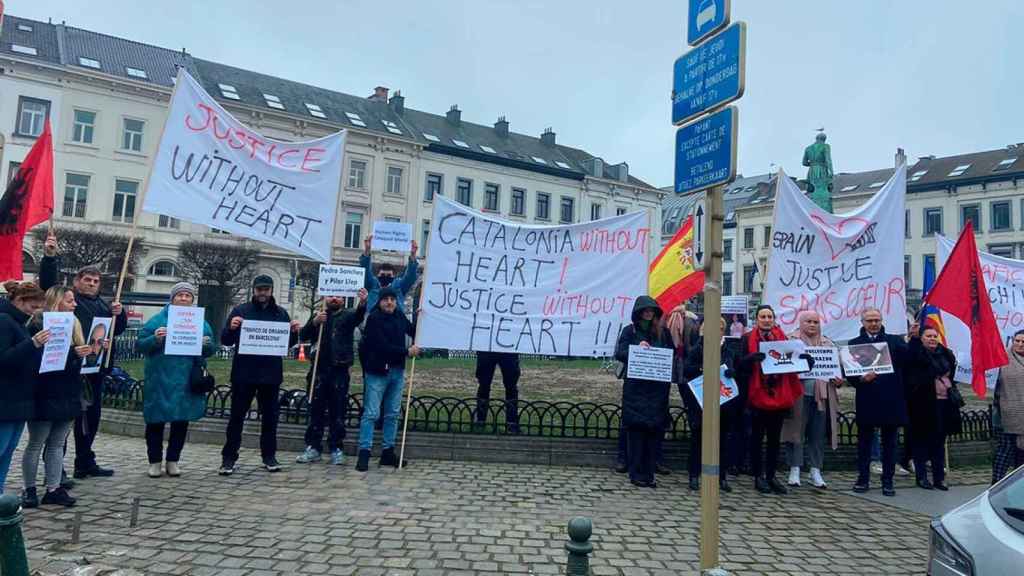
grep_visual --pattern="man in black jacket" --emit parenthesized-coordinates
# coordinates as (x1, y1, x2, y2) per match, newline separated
(218, 275, 300, 475)
(356, 287, 419, 471)
(38, 232, 127, 479)
(295, 288, 367, 466)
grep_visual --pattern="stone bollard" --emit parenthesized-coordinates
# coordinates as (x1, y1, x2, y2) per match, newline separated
(565, 516, 593, 576)
(0, 494, 29, 576)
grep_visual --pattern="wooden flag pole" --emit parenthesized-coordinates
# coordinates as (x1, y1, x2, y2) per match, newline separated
(398, 253, 428, 471)
(307, 301, 326, 406)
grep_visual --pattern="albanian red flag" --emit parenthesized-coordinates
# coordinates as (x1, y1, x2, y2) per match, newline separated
(0, 118, 54, 280)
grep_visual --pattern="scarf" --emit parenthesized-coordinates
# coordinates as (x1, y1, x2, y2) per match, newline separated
(747, 325, 802, 411)
(666, 305, 688, 349)
(789, 324, 836, 413)
(998, 347, 1024, 443)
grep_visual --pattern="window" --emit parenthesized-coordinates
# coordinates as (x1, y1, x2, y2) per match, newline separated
(425, 173, 442, 202)
(148, 261, 178, 277)
(78, 56, 101, 69)
(617, 207, 627, 216)
(480, 145, 496, 154)
(991, 201, 1012, 231)
(484, 183, 500, 211)
(840, 185, 858, 192)
(905, 209, 911, 238)
(511, 188, 525, 216)
(904, 256, 911, 290)
(305, 103, 326, 119)
(763, 226, 772, 248)
(743, 227, 754, 249)
(122, 118, 144, 152)
(263, 93, 284, 110)
(989, 244, 1015, 259)
(869, 181, 884, 188)
(923, 207, 943, 236)
(560, 197, 575, 223)
(344, 112, 366, 127)
(8, 162, 22, 186)
(125, 67, 147, 79)
(452, 139, 470, 148)
(948, 164, 971, 177)
(11, 44, 37, 56)
(910, 170, 928, 182)
(421, 220, 431, 257)
(218, 84, 240, 100)
(72, 110, 96, 144)
(960, 205, 980, 232)
(17, 97, 49, 137)
(386, 166, 403, 196)
(531, 156, 548, 165)
(590, 203, 603, 221)
(348, 160, 366, 189)
(555, 161, 573, 170)
(923, 254, 935, 280)
(63, 173, 89, 218)
(343, 212, 363, 248)
(722, 272, 733, 296)
(536, 193, 550, 221)
(112, 179, 138, 223)
(381, 120, 402, 135)
(743, 265, 755, 293)
(456, 178, 473, 206)
(723, 239, 733, 262)
(423, 133, 440, 143)
(158, 215, 180, 229)
(993, 158, 1017, 172)
(17, 24, 33, 32)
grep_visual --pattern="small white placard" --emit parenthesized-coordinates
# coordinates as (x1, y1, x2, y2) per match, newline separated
(803, 346, 842, 380)
(626, 345, 674, 382)
(840, 343, 894, 376)
(687, 364, 740, 410)
(166, 305, 205, 356)
(81, 317, 113, 374)
(371, 221, 413, 252)
(318, 264, 364, 298)
(722, 295, 749, 338)
(39, 312, 75, 374)
(238, 320, 291, 357)
(759, 340, 809, 374)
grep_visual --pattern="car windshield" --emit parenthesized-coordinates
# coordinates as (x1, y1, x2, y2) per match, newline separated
(989, 465, 1024, 535)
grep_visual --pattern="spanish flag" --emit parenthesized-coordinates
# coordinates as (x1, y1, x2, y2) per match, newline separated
(649, 215, 704, 313)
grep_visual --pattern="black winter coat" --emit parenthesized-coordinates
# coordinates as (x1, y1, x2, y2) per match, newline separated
(682, 338, 741, 422)
(0, 304, 38, 421)
(299, 303, 366, 372)
(221, 297, 297, 386)
(27, 318, 83, 422)
(847, 327, 910, 427)
(905, 337, 958, 439)
(360, 309, 415, 375)
(615, 296, 672, 430)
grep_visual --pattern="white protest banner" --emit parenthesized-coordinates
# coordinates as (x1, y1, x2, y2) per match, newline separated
(318, 264, 364, 298)
(417, 196, 649, 356)
(687, 365, 741, 410)
(722, 295, 749, 338)
(759, 340, 808, 374)
(626, 345, 674, 382)
(238, 320, 291, 356)
(371, 221, 413, 252)
(142, 70, 345, 263)
(81, 317, 113, 374)
(39, 312, 74, 374)
(763, 166, 907, 340)
(937, 235, 1021, 387)
(840, 342, 894, 376)
(166, 306, 204, 356)
(803, 346, 842, 380)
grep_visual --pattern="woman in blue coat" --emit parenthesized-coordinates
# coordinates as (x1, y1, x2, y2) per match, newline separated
(137, 282, 216, 478)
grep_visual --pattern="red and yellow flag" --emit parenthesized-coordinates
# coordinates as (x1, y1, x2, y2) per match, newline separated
(649, 215, 704, 313)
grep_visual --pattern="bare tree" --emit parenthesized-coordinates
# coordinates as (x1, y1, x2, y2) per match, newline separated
(32, 225, 143, 294)
(177, 238, 259, 331)
(294, 259, 321, 319)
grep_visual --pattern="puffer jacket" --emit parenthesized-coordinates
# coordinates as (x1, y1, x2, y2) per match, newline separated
(614, 296, 673, 429)
(0, 302, 38, 421)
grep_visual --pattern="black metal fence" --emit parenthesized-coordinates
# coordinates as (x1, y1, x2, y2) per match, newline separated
(102, 379, 993, 445)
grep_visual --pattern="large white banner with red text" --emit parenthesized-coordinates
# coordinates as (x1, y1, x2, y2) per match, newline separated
(143, 70, 345, 262)
(418, 196, 649, 357)
(764, 166, 908, 340)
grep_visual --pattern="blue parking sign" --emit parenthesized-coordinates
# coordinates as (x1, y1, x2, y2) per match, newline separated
(674, 106, 737, 195)
(688, 0, 730, 46)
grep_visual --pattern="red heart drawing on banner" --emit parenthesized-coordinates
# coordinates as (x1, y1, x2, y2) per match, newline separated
(809, 214, 872, 261)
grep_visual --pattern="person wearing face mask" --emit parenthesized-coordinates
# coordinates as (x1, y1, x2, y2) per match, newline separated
(683, 317, 737, 493)
(737, 305, 811, 495)
(360, 235, 419, 313)
(218, 275, 301, 476)
(846, 308, 910, 497)
(0, 281, 47, 495)
(906, 324, 959, 491)
(136, 282, 218, 478)
(993, 330, 1024, 484)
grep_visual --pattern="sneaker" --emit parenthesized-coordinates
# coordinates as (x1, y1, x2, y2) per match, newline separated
(882, 485, 896, 497)
(852, 481, 870, 493)
(355, 449, 370, 472)
(934, 482, 949, 491)
(329, 449, 345, 466)
(916, 478, 934, 490)
(263, 458, 282, 473)
(41, 487, 76, 507)
(295, 446, 322, 464)
(870, 461, 883, 475)
(90, 465, 115, 477)
(21, 487, 39, 509)
(810, 468, 827, 489)
(655, 463, 672, 476)
(60, 471, 74, 491)
(787, 466, 801, 487)
(768, 477, 788, 495)
(719, 477, 732, 493)
(218, 459, 236, 476)
(147, 462, 163, 478)
(165, 462, 181, 477)
(614, 462, 628, 474)
(755, 477, 771, 494)
(897, 463, 913, 476)
(688, 477, 700, 491)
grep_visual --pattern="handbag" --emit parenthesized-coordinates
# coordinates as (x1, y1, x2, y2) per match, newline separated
(946, 384, 965, 435)
(189, 357, 215, 395)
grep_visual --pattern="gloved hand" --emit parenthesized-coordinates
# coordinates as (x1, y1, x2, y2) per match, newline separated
(723, 368, 735, 379)
(799, 353, 815, 370)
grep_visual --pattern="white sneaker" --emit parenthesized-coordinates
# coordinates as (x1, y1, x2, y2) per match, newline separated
(871, 461, 884, 474)
(147, 462, 163, 478)
(295, 446, 321, 464)
(329, 449, 345, 466)
(810, 468, 827, 488)
(897, 463, 912, 476)
(165, 461, 181, 477)
(787, 466, 801, 486)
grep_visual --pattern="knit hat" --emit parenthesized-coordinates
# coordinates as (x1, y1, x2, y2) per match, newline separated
(252, 275, 274, 289)
(170, 281, 197, 303)
(379, 287, 398, 301)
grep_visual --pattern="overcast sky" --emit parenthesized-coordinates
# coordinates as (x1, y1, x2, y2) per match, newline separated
(13, 0, 1022, 187)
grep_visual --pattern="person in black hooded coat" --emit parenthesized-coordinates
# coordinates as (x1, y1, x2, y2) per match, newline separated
(906, 325, 960, 490)
(615, 296, 673, 488)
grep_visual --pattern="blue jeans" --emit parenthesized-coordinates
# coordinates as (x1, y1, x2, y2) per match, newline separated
(359, 369, 405, 451)
(0, 421, 26, 494)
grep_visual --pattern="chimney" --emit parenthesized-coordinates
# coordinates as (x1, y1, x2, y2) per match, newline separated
(583, 158, 604, 178)
(494, 116, 509, 138)
(446, 105, 461, 126)
(368, 86, 389, 102)
(612, 162, 629, 182)
(389, 90, 404, 115)
(894, 147, 906, 168)
(540, 127, 556, 146)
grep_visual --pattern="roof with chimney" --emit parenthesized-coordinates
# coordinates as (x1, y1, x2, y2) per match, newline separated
(660, 173, 772, 236)
(1, 14, 654, 188)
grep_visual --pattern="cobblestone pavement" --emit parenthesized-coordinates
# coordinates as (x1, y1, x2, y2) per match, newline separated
(6, 434, 990, 576)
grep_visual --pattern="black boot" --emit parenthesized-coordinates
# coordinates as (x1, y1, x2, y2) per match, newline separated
(379, 448, 409, 468)
(767, 476, 788, 495)
(755, 477, 771, 494)
(719, 477, 732, 493)
(688, 477, 700, 491)
(355, 449, 370, 472)
(21, 487, 39, 509)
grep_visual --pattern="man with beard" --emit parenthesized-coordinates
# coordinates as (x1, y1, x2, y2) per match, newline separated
(218, 275, 300, 475)
(295, 288, 368, 466)
(360, 235, 418, 312)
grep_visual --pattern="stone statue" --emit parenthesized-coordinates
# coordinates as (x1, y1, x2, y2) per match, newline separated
(802, 132, 834, 212)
